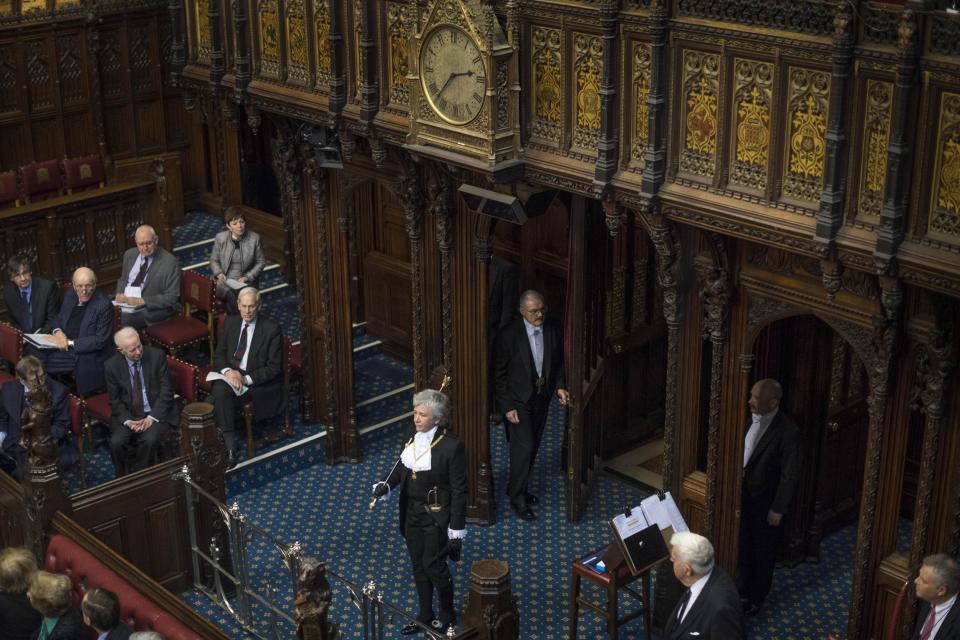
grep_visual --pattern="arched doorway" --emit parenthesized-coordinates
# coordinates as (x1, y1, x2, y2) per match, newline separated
(750, 314, 870, 565)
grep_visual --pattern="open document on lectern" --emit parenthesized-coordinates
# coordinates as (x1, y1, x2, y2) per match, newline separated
(611, 491, 689, 542)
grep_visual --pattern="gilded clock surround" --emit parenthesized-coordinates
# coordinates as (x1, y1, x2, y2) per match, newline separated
(419, 24, 486, 125)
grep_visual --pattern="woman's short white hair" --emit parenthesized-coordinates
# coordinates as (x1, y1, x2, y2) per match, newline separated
(670, 531, 715, 576)
(412, 389, 449, 425)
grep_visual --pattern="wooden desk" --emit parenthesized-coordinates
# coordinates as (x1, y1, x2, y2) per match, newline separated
(569, 546, 652, 640)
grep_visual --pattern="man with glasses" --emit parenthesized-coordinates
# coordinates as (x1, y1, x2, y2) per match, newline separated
(114, 225, 181, 329)
(104, 327, 174, 477)
(2, 255, 60, 338)
(0, 355, 73, 481)
(492, 289, 569, 521)
(45, 267, 114, 396)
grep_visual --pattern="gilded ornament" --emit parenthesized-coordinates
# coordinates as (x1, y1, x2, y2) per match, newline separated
(789, 95, 826, 179)
(685, 77, 717, 156)
(387, 2, 409, 105)
(532, 26, 562, 143)
(736, 87, 769, 167)
(858, 80, 892, 219)
(260, 6, 280, 69)
(315, 0, 331, 83)
(631, 43, 651, 166)
(573, 34, 603, 150)
(196, 1, 211, 58)
(287, 10, 309, 83)
(576, 58, 601, 130)
(354, 0, 363, 101)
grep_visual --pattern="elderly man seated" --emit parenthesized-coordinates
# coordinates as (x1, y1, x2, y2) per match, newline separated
(105, 327, 175, 477)
(210, 287, 283, 468)
(43, 267, 114, 396)
(114, 225, 181, 329)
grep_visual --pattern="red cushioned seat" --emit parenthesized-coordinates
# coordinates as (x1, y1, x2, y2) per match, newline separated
(166, 355, 199, 402)
(0, 321, 23, 368)
(0, 170, 19, 208)
(0, 371, 14, 386)
(68, 395, 87, 488)
(84, 392, 111, 423)
(144, 270, 216, 359)
(62, 154, 105, 194)
(19, 159, 61, 203)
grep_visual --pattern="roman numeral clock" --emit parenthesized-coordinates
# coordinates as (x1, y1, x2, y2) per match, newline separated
(406, 0, 523, 182)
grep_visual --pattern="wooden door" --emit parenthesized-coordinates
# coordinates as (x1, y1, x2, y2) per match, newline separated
(565, 197, 611, 521)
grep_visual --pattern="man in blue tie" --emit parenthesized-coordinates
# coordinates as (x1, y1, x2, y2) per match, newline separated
(104, 327, 175, 476)
(2, 255, 60, 337)
(493, 290, 569, 521)
(665, 532, 744, 640)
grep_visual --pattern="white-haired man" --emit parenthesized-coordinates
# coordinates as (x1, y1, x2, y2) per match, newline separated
(665, 531, 745, 640)
(912, 553, 960, 640)
(115, 225, 181, 328)
(104, 327, 175, 476)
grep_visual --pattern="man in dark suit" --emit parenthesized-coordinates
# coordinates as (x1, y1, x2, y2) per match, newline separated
(665, 532, 745, 640)
(114, 225, 181, 329)
(3, 255, 60, 336)
(0, 356, 74, 481)
(81, 588, 133, 640)
(211, 287, 283, 467)
(492, 289, 569, 520)
(738, 378, 801, 616)
(44, 267, 114, 396)
(371, 389, 467, 635)
(104, 327, 175, 476)
(911, 553, 960, 640)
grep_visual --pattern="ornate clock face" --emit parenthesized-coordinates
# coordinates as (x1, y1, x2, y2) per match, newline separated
(419, 26, 486, 125)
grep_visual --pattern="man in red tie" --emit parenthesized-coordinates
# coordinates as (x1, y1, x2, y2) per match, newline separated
(912, 554, 960, 640)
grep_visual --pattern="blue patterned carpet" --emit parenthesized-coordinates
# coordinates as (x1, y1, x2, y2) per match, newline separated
(148, 211, 865, 640)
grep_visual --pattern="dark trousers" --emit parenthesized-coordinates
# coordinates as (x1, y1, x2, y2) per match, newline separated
(505, 391, 550, 510)
(110, 420, 163, 476)
(217, 289, 240, 316)
(120, 312, 147, 330)
(738, 491, 781, 606)
(403, 507, 454, 625)
(211, 380, 248, 452)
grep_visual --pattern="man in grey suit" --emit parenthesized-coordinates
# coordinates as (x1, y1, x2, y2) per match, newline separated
(210, 207, 266, 315)
(114, 225, 181, 329)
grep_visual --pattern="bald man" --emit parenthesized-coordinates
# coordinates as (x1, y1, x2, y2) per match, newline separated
(115, 225, 181, 329)
(44, 267, 114, 396)
(738, 378, 801, 616)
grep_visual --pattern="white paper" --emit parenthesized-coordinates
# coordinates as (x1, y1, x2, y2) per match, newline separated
(113, 301, 144, 312)
(662, 491, 689, 533)
(204, 371, 248, 396)
(640, 494, 673, 531)
(124, 285, 142, 298)
(611, 505, 648, 540)
(225, 278, 247, 291)
(23, 333, 58, 349)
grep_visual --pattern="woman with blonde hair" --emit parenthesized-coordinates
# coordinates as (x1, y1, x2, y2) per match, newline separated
(26, 571, 86, 640)
(0, 547, 42, 640)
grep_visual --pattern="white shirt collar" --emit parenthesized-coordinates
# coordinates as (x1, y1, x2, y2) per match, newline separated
(523, 318, 541, 336)
(935, 593, 958, 615)
(403, 426, 439, 473)
(414, 425, 438, 446)
(680, 569, 713, 623)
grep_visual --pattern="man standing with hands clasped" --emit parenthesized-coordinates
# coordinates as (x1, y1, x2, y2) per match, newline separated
(493, 290, 569, 521)
(738, 378, 800, 617)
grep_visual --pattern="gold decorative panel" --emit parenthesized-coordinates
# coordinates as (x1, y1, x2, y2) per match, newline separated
(679, 50, 719, 178)
(259, 0, 280, 78)
(387, 2, 410, 106)
(857, 80, 892, 219)
(531, 26, 562, 144)
(929, 92, 960, 241)
(315, 0, 331, 87)
(195, 0, 210, 62)
(631, 43, 652, 169)
(782, 67, 830, 204)
(286, 0, 308, 85)
(573, 33, 603, 151)
(729, 59, 773, 191)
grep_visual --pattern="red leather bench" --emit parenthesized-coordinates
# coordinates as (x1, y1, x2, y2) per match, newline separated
(43, 529, 223, 640)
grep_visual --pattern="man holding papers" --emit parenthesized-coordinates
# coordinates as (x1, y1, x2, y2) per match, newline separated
(665, 532, 745, 640)
(104, 328, 175, 476)
(44, 268, 114, 396)
(114, 225, 181, 329)
(3, 255, 60, 336)
(211, 287, 282, 468)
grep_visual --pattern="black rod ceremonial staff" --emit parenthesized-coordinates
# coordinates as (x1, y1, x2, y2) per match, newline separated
(368, 375, 451, 511)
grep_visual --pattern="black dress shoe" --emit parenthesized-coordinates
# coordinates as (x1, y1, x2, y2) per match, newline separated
(225, 450, 238, 470)
(525, 493, 539, 505)
(400, 621, 421, 635)
(513, 505, 536, 521)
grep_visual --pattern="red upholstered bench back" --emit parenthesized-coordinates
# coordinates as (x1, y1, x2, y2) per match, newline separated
(44, 534, 205, 640)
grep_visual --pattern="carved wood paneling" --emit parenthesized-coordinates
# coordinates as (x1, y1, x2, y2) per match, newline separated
(679, 49, 720, 179)
(629, 42, 651, 171)
(856, 79, 893, 220)
(782, 66, 830, 205)
(928, 91, 960, 243)
(531, 25, 562, 145)
(314, 0, 331, 88)
(386, 1, 410, 106)
(729, 58, 773, 192)
(286, 0, 309, 85)
(572, 32, 602, 152)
